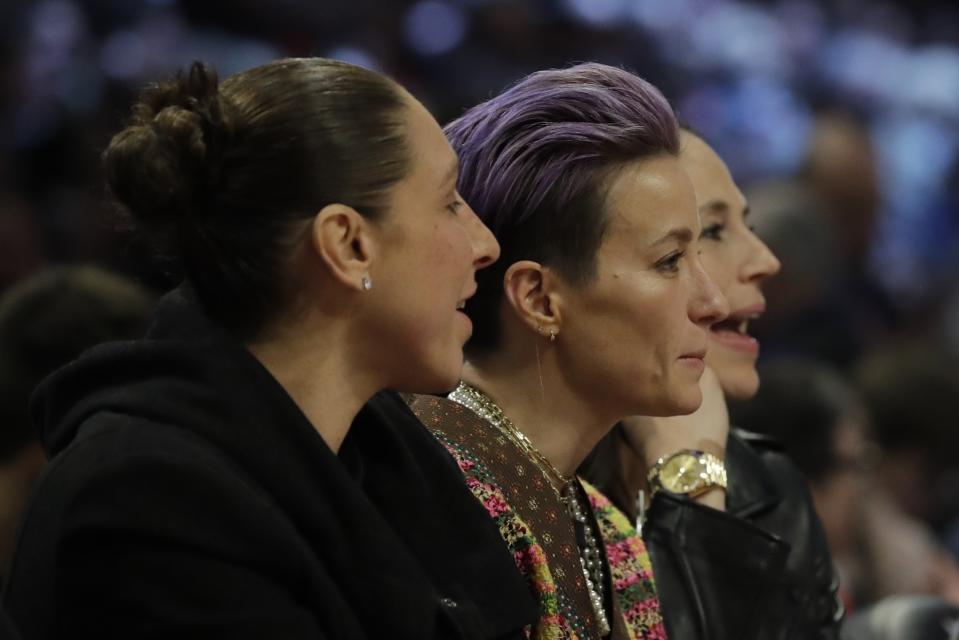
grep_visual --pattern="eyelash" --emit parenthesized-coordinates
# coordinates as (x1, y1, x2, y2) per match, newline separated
(447, 199, 464, 215)
(656, 250, 685, 273)
(700, 222, 725, 241)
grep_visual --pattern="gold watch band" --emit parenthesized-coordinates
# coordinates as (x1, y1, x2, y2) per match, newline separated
(647, 449, 727, 498)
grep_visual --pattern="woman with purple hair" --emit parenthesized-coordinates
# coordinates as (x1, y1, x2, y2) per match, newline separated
(406, 63, 790, 639)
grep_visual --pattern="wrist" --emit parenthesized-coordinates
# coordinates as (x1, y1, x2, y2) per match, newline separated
(642, 438, 726, 470)
(646, 449, 728, 510)
(686, 484, 726, 511)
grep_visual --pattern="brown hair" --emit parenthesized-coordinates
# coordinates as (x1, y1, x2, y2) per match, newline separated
(103, 58, 411, 339)
(0, 266, 154, 460)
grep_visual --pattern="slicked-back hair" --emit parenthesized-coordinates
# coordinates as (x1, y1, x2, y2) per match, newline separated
(445, 63, 679, 355)
(104, 58, 410, 340)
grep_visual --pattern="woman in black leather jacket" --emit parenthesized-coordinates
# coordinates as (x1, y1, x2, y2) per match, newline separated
(582, 129, 844, 639)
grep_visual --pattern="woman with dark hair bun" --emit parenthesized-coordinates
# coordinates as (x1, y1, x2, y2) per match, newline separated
(1, 58, 528, 639)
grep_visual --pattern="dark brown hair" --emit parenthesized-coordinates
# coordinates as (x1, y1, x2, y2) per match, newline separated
(103, 58, 411, 339)
(0, 266, 154, 460)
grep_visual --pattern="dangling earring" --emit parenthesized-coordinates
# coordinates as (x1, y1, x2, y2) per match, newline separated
(534, 337, 546, 405)
(361, 276, 373, 291)
(536, 326, 558, 343)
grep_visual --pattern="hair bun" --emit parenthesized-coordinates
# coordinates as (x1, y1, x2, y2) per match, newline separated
(103, 62, 228, 232)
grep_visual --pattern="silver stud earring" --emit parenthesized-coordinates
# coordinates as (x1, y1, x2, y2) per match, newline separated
(361, 276, 373, 291)
(549, 329, 557, 343)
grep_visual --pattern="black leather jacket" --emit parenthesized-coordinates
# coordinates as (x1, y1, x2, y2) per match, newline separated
(586, 428, 844, 639)
(725, 429, 843, 638)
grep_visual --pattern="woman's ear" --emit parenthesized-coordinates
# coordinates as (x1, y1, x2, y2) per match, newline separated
(310, 204, 376, 292)
(502, 260, 563, 339)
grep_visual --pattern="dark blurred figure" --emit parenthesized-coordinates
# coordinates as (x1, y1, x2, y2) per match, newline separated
(730, 358, 959, 611)
(804, 113, 881, 270)
(748, 113, 900, 370)
(803, 113, 900, 348)
(841, 595, 959, 640)
(746, 178, 854, 364)
(858, 343, 959, 603)
(0, 266, 154, 577)
(856, 344, 959, 528)
(0, 196, 44, 296)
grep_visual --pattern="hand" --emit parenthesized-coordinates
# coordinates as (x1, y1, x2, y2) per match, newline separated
(620, 366, 729, 510)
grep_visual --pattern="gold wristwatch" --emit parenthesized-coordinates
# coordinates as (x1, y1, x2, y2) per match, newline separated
(647, 449, 727, 498)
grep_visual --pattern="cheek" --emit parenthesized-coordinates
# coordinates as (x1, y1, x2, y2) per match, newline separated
(578, 277, 682, 369)
(647, 281, 695, 355)
(428, 222, 474, 282)
(561, 288, 635, 379)
(584, 275, 658, 336)
(411, 224, 475, 338)
(378, 233, 458, 329)
(397, 222, 471, 303)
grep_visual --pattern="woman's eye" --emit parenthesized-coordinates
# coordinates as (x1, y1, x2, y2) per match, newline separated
(699, 223, 725, 241)
(447, 200, 464, 215)
(656, 250, 685, 273)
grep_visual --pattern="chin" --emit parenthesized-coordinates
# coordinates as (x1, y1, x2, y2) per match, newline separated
(391, 348, 463, 397)
(397, 374, 459, 397)
(642, 386, 702, 417)
(674, 391, 703, 416)
(715, 367, 760, 400)
(433, 372, 462, 395)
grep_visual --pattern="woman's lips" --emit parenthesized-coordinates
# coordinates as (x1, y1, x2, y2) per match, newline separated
(709, 327, 759, 354)
(709, 301, 764, 355)
(678, 349, 707, 372)
(456, 309, 473, 339)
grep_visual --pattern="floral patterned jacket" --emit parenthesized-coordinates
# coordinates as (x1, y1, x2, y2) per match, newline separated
(410, 394, 667, 640)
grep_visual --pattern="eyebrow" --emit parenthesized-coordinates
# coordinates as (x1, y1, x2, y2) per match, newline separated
(699, 199, 751, 218)
(698, 199, 729, 215)
(650, 227, 694, 247)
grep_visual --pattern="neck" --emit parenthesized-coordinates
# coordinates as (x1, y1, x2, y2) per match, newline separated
(462, 343, 618, 478)
(615, 427, 650, 520)
(247, 314, 379, 453)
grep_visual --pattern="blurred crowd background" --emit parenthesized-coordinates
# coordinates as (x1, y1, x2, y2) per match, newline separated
(0, 0, 957, 616)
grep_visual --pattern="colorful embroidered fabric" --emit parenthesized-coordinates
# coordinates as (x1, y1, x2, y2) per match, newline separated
(582, 480, 667, 639)
(436, 433, 574, 639)
(435, 431, 667, 640)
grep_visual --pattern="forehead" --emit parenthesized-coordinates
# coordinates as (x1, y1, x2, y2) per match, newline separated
(402, 94, 458, 183)
(678, 134, 744, 208)
(602, 155, 698, 241)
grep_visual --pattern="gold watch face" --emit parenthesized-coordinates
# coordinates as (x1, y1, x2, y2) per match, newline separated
(658, 453, 706, 493)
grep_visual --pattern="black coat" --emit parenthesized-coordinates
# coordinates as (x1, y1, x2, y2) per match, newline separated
(3, 289, 536, 639)
(724, 429, 843, 638)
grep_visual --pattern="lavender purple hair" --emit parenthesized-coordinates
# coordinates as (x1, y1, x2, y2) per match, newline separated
(445, 62, 679, 354)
